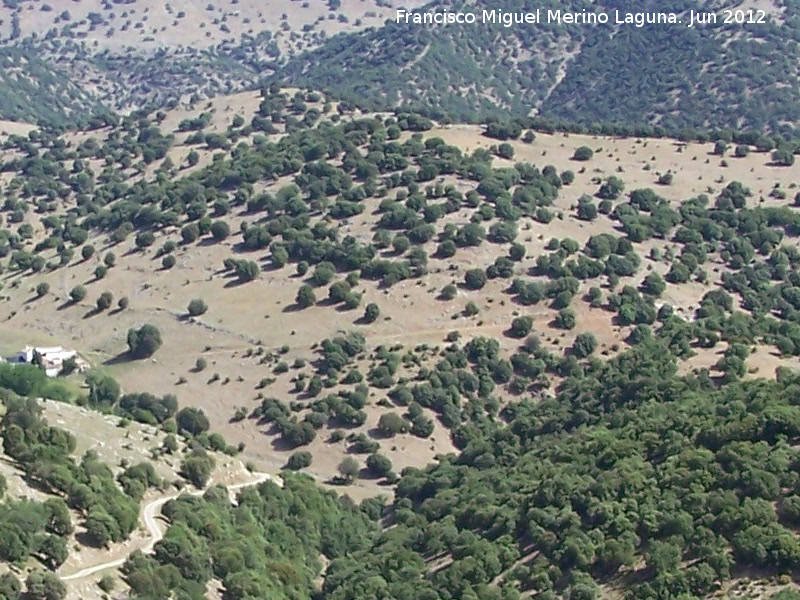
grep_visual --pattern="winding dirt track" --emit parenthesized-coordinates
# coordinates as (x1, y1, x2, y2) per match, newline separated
(61, 471, 275, 581)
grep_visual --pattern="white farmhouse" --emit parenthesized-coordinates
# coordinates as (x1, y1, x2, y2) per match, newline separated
(7, 346, 80, 377)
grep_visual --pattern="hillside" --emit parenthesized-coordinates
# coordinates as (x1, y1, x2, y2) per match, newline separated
(0, 0, 425, 126)
(0, 87, 798, 598)
(275, 0, 800, 132)
(5, 0, 800, 132)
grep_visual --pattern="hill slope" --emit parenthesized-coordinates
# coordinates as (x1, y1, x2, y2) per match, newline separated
(275, 0, 800, 132)
(2, 87, 800, 598)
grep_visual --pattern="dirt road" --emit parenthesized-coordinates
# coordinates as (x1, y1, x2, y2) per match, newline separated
(61, 470, 276, 581)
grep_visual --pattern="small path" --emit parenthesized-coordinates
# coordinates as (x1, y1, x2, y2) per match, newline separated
(60, 470, 277, 581)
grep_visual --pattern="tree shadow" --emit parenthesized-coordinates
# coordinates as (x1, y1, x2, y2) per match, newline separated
(367, 427, 393, 440)
(281, 302, 308, 313)
(269, 436, 297, 452)
(223, 278, 251, 289)
(358, 467, 380, 480)
(75, 531, 106, 549)
(103, 351, 134, 366)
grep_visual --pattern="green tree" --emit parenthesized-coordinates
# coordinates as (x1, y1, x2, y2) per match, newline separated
(366, 453, 393, 477)
(555, 308, 577, 330)
(573, 146, 594, 161)
(25, 571, 65, 600)
(296, 285, 316, 308)
(641, 272, 666, 297)
(464, 268, 487, 290)
(597, 176, 624, 200)
(362, 303, 380, 323)
(70, 286, 87, 303)
(509, 316, 534, 338)
(176, 407, 210, 436)
(286, 451, 312, 470)
(86, 371, 120, 407)
(377, 412, 409, 436)
(0, 573, 20, 600)
(210, 220, 230, 241)
(572, 332, 598, 358)
(772, 147, 795, 166)
(187, 299, 208, 316)
(180, 453, 215, 488)
(126, 324, 163, 359)
(338, 457, 360, 482)
(135, 232, 156, 249)
(96, 292, 113, 311)
(38, 535, 67, 570)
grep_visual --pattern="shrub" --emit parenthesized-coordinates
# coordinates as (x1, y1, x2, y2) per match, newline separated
(555, 308, 577, 330)
(464, 268, 487, 290)
(210, 220, 230, 241)
(285, 451, 312, 470)
(366, 453, 393, 477)
(187, 298, 208, 316)
(440, 284, 457, 300)
(572, 332, 598, 358)
(180, 452, 214, 488)
(70, 285, 87, 303)
(117, 296, 129, 310)
(573, 146, 594, 161)
(377, 412, 409, 436)
(162, 254, 177, 269)
(25, 571, 65, 600)
(363, 303, 380, 323)
(176, 407, 210, 436)
(35, 282, 49, 297)
(234, 260, 259, 282)
(98, 575, 116, 593)
(96, 292, 113, 311)
(135, 232, 156, 249)
(296, 285, 316, 308)
(94, 265, 107, 279)
(510, 316, 534, 338)
(337, 457, 360, 482)
(773, 147, 795, 166)
(127, 324, 163, 358)
(181, 223, 200, 243)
